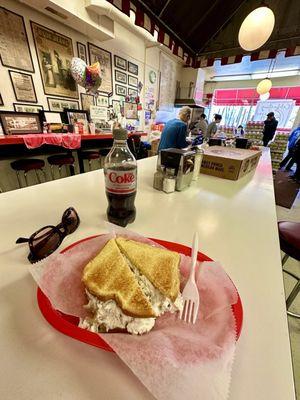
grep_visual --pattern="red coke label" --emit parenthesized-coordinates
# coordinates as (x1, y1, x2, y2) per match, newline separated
(105, 168, 137, 194)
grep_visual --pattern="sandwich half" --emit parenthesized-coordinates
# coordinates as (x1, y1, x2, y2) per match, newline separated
(80, 237, 183, 335)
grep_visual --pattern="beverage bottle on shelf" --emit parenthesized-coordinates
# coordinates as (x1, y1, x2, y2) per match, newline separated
(104, 127, 137, 227)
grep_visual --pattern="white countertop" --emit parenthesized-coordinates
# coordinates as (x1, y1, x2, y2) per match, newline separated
(0, 149, 295, 400)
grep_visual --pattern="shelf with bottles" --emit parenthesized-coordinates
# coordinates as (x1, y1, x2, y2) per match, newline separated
(245, 121, 264, 133)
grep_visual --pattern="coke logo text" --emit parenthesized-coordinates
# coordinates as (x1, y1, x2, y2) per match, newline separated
(109, 172, 135, 184)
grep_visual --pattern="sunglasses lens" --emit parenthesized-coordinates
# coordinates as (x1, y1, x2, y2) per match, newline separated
(62, 208, 79, 234)
(30, 227, 61, 261)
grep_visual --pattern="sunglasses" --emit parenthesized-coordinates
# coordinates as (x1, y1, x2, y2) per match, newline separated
(16, 207, 80, 263)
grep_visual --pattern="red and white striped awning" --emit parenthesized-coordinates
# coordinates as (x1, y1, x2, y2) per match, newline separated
(106, 0, 300, 68)
(195, 46, 300, 68)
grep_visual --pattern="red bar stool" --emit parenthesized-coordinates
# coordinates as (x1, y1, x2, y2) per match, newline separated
(80, 150, 101, 171)
(47, 154, 75, 179)
(11, 159, 46, 188)
(278, 221, 300, 318)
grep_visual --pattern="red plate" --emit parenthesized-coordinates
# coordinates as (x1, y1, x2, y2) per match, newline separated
(37, 236, 243, 352)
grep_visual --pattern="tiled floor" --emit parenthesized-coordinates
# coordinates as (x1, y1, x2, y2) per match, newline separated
(276, 193, 300, 399)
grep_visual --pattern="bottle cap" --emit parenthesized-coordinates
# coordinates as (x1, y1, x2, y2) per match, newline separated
(113, 128, 128, 140)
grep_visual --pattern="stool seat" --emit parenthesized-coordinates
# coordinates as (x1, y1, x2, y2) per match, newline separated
(278, 221, 300, 261)
(11, 159, 45, 172)
(80, 151, 100, 160)
(47, 155, 75, 166)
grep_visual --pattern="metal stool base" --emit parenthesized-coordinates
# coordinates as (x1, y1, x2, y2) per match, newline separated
(282, 255, 300, 319)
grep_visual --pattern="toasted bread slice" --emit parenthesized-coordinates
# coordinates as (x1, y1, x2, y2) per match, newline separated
(82, 239, 156, 318)
(116, 237, 180, 301)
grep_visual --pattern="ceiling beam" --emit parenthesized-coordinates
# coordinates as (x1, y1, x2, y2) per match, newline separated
(134, 0, 195, 54)
(158, 0, 172, 17)
(197, 0, 248, 55)
(185, 0, 222, 40)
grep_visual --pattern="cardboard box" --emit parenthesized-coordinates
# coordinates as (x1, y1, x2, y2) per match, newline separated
(200, 146, 262, 180)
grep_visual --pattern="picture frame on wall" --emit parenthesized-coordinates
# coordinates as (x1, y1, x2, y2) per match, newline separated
(96, 95, 109, 108)
(128, 75, 138, 88)
(64, 109, 90, 125)
(88, 43, 113, 95)
(112, 100, 121, 115)
(13, 103, 44, 113)
(47, 97, 79, 112)
(124, 102, 138, 119)
(31, 21, 78, 99)
(115, 70, 127, 84)
(77, 42, 87, 63)
(80, 93, 95, 111)
(128, 87, 138, 97)
(0, 111, 42, 135)
(0, 7, 34, 72)
(115, 84, 127, 97)
(114, 55, 127, 71)
(128, 61, 138, 76)
(9, 70, 37, 103)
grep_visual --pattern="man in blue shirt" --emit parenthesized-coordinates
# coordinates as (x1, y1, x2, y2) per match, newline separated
(158, 107, 191, 151)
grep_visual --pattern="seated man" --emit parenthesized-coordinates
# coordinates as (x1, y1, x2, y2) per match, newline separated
(158, 107, 191, 151)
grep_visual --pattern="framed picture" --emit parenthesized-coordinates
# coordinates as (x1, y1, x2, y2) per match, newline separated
(31, 21, 78, 99)
(42, 111, 63, 124)
(80, 93, 95, 110)
(115, 84, 127, 96)
(90, 105, 108, 121)
(114, 55, 127, 71)
(9, 70, 37, 103)
(128, 75, 138, 88)
(96, 95, 109, 107)
(128, 61, 138, 76)
(64, 109, 89, 125)
(128, 87, 138, 97)
(0, 7, 34, 72)
(115, 70, 127, 84)
(124, 102, 138, 119)
(0, 94, 3, 106)
(13, 103, 44, 113)
(112, 100, 121, 115)
(0, 111, 42, 135)
(77, 42, 87, 63)
(88, 43, 112, 94)
(47, 97, 79, 112)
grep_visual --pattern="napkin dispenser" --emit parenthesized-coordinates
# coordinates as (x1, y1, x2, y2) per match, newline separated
(159, 148, 195, 191)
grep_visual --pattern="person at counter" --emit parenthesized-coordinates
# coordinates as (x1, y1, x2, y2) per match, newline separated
(206, 114, 222, 139)
(158, 106, 191, 151)
(195, 113, 208, 137)
(263, 112, 278, 146)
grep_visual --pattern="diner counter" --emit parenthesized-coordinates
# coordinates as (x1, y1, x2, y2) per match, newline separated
(0, 131, 147, 145)
(0, 149, 295, 400)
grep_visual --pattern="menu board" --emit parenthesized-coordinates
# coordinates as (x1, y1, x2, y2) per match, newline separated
(254, 100, 295, 128)
(0, 7, 34, 72)
(158, 53, 176, 111)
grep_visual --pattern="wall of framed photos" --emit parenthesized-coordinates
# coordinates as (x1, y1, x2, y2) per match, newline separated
(0, 0, 183, 129)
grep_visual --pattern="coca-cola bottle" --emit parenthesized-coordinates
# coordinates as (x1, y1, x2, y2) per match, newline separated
(104, 128, 137, 227)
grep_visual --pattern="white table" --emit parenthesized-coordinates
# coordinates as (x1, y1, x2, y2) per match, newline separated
(0, 149, 295, 400)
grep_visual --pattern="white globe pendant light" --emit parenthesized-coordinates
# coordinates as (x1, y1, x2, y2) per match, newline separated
(260, 92, 270, 101)
(256, 78, 272, 95)
(238, 6, 275, 51)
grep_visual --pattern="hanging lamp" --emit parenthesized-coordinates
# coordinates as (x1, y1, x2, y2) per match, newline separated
(238, 6, 275, 51)
(256, 78, 272, 95)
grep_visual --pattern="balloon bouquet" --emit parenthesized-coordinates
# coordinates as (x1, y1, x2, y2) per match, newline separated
(70, 57, 102, 96)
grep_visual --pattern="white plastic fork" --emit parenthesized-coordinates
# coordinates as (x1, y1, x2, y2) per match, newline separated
(179, 232, 200, 324)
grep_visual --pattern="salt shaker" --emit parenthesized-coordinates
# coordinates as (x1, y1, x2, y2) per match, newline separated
(153, 166, 164, 191)
(163, 168, 176, 193)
